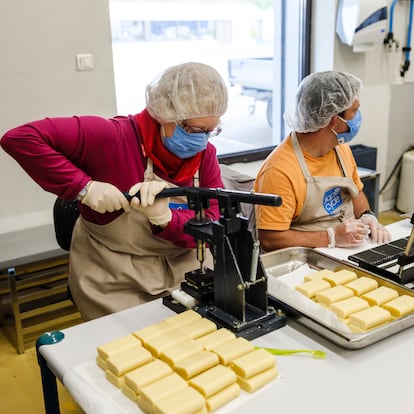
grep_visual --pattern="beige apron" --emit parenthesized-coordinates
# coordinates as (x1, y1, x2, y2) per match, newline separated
(69, 159, 212, 320)
(290, 132, 359, 232)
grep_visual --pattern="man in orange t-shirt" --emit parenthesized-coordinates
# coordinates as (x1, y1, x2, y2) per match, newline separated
(254, 71, 390, 252)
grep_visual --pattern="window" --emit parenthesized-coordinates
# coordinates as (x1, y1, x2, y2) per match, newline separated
(109, 0, 311, 162)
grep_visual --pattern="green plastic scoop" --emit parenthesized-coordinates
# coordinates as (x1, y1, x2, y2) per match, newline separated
(256, 346, 326, 359)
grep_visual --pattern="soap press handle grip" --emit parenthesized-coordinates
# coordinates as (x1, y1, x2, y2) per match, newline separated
(124, 187, 282, 207)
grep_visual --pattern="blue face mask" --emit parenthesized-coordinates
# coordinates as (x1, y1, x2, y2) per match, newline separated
(335, 109, 362, 144)
(163, 124, 208, 158)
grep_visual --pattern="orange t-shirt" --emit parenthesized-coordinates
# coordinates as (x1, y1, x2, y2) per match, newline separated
(254, 135, 363, 231)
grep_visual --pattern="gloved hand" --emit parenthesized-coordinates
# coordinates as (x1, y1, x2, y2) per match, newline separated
(359, 213, 392, 244)
(81, 181, 130, 213)
(333, 219, 370, 247)
(128, 181, 172, 226)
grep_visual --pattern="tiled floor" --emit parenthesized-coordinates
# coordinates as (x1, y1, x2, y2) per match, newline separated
(0, 209, 407, 414)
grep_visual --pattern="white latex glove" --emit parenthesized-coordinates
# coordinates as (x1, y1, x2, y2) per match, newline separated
(128, 181, 172, 226)
(333, 219, 371, 247)
(81, 181, 130, 214)
(359, 213, 391, 244)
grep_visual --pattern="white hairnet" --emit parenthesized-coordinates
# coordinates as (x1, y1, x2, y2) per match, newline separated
(145, 62, 228, 124)
(284, 71, 363, 133)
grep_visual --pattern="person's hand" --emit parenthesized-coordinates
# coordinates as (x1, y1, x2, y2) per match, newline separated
(81, 181, 130, 213)
(333, 219, 370, 247)
(359, 213, 392, 244)
(128, 181, 171, 226)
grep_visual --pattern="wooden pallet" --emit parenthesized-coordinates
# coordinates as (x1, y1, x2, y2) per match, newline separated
(1, 254, 82, 353)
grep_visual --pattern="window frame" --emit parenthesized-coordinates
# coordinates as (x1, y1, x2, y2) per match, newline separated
(218, 0, 312, 164)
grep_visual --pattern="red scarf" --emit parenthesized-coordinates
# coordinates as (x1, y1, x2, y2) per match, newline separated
(134, 110, 202, 185)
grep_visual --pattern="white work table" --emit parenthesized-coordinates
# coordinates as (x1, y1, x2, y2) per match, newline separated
(317, 217, 413, 262)
(37, 220, 414, 414)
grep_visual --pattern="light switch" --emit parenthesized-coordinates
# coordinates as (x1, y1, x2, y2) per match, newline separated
(76, 53, 94, 71)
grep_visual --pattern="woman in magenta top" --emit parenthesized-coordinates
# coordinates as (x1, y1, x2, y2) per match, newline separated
(1, 62, 228, 320)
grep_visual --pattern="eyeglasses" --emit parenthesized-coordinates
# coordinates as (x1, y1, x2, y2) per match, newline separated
(177, 121, 222, 139)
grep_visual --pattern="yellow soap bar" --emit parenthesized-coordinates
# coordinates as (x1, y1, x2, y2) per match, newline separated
(105, 369, 124, 388)
(140, 373, 188, 405)
(174, 350, 219, 379)
(237, 366, 278, 393)
(124, 359, 173, 393)
(133, 321, 174, 344)
(177, 318, 217, 339)
(96, 356, 107, 371)
(295, 279, 331, 298)
(144, 330, 188, 357)
(153, 386, 206, 414)
(344, 276, 378, 296)
(160, 339, 204, 367)
(315, 285, 354, 305)
(164, 309, 202, 328)
(329, 296, 369, 319)
(189, 364, 236, 397)
(106, 345, 153, 376)
(194, 328, 236, 351)
(361, 286, 399, 306)
(349, 305, 392, 330)
(121, 383, 137, 402)
(304, 269, 336, 282)
(322, 269, 358, 286)
(136, 396, 154, 414)
(97, 334, 141, 360)
(230, 348, 276, 379)
(210, 337, 255, 365)
(206, 383, 241, 412)
(382, 295, 414, 317)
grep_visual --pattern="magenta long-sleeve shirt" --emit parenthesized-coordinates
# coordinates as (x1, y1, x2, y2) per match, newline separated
(1, 115, 223, 248)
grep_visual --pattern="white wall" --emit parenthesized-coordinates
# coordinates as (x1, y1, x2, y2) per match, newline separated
(313, 0, 414, 212)
(0, 0, 117, 234)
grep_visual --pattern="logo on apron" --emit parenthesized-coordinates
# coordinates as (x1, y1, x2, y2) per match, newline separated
(169, 202, 188, 210)
(323, 186, 343, 215)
